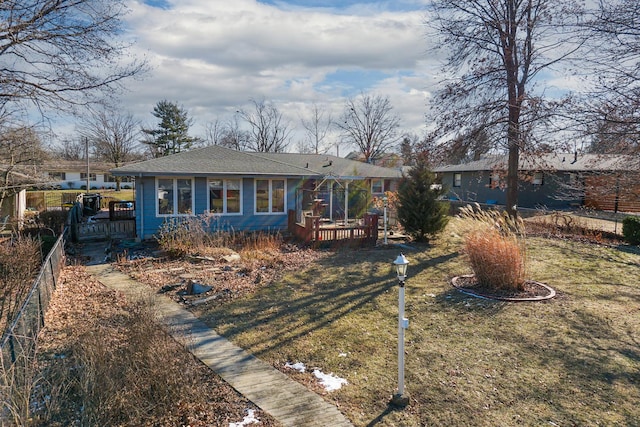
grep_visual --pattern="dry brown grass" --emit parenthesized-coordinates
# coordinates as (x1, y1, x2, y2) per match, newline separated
(455, 204, 527, 290)
(31, 266, 277, 427)
(156, 214, 284, 262)
(155, 214, 233, 257)
(0, 236, 41, 332)
(465, 227, 526, 290)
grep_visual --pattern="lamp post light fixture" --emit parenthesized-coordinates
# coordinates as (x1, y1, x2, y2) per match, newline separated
(391, 253, 410, 407)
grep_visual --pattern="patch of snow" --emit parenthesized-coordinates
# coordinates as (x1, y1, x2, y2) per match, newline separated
(313, 369, 348, 392)
(285, 361, 348, 391)
(338, 352, 348, 357)
(229, 409, 260, 427)
(285, 361, 306, 372)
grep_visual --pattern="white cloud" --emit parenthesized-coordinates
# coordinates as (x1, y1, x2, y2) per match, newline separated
(116, 0, 433, 147)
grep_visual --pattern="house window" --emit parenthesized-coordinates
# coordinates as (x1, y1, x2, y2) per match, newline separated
(453, 173, 462, 187)
(489, 173, 500, 189)
(48, 172, 65, 181)
(104, 174, 117, 183)
(532, 172, 544, 185)
(255, 179, 286, 214)
(157, 178, 193, 216)
(80, 172, 97, 181)
(208, 178, 242, 214)
(568, 173, 579, 187)
(371, 179, 384, 195)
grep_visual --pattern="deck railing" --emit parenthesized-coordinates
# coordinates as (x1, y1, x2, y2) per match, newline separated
(288, 210, 378, 246)
(74, 219, 136, 241)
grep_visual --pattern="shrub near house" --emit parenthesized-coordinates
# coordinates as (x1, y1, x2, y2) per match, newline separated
(623, 216, 640, 245)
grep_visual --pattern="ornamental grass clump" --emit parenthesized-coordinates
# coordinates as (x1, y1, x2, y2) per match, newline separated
(458, 204, 527, 291)
(155, 214, 235, 257)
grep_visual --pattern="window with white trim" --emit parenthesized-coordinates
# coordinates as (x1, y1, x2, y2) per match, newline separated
(453, 173, 462, 187)
(489, 173, 500, 189)
(157, 178, 193, 216)
(532, 172, 544, 185)
(371, 179, 384, 195)
(80, 172, 96, 181)
(48, 171, 65, 180)
(208, 178, 242, 214)
(255, 179, 286, 214)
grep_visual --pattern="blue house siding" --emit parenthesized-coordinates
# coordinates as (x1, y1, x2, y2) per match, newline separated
(134, 175, 306, 240)
(440, 171, 582, 210)
(111, 146, 403, 239)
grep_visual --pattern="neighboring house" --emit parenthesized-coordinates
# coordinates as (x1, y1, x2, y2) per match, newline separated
(434, 153, 640, 212)
(345, 151, 404, 168)
(111, 145, 403, 240)
(43, 161, 134, 190)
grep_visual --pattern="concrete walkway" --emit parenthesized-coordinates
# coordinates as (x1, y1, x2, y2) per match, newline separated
(82, 243, 352, 427)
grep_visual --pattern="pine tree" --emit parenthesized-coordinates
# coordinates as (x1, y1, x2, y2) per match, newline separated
(142, 100, 199, 157)
(397, 159, 449, 242)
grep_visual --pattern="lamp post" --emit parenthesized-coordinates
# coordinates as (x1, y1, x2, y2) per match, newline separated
(391, 253, 410, 407)
(383, 196, 388, 245)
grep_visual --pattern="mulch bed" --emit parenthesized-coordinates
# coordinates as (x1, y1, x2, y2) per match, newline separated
(451, 274, 556, 301)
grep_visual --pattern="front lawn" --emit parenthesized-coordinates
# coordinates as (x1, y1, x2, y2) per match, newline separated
(195, 231, 640, 426)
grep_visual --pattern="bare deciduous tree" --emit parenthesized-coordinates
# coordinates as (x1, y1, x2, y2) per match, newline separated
(0, 0, 146, 112)
(580, 0, 640, 159)
(80, 108, 141, 190)
(336, 93, 400, 164)
(300, 103, 333, 154)
(0, 123, 47, 212)
(51, 137, 86, 161)
(204, 116, 249, 151)
(239, 99, 291, 153)
(426, 0, 589, 216)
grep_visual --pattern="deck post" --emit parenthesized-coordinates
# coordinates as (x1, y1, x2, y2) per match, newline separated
(304, 216, 314, 242)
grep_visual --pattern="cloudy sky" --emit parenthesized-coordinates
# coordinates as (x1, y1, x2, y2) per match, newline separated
(114, 0, 437, 152)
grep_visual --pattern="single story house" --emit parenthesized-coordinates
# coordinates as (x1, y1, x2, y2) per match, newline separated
(111, 145, 403, 240)
(434, 153, 640, 212)
(43, 161, 134, 190)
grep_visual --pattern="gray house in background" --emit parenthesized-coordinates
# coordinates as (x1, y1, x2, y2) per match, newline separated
(434, 153, 640, 212)
(111, 145, 402, 240)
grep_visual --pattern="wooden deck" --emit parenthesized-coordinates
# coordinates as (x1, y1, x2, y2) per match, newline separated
(288, 210, 378, 246)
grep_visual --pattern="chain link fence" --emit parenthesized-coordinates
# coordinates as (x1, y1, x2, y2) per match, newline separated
(1, 229, 66, 365)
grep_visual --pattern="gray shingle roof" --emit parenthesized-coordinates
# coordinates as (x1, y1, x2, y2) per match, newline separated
(433, 153, 638, 173)
(111, 145, 402, 179)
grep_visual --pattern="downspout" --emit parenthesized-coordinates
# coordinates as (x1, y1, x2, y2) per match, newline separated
(138, 176, 144, 241)
(329, 180, 334, 221)
(344, 181, 349, 224)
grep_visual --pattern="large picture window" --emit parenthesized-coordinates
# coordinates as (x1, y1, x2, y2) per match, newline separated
(209, 178, 242, 214)
(255, 179, 286, 214)
(157, 178, 193, 216)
